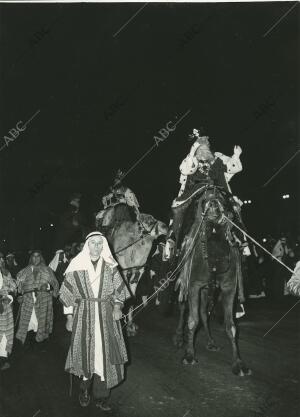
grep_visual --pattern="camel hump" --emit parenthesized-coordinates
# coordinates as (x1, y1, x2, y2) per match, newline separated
(97, 203, 138, 230)
(114, 203, 137, 223)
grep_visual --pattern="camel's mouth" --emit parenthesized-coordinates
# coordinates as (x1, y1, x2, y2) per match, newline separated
(149, 221, 168, 237)
(205, 199, 224, 223)
(160, 223, 168, 235)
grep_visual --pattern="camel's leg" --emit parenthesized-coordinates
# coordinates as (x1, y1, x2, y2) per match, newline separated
(222, 288, 251, 376)
(200, 288, 220, 351)
(182, 283, 200, 365)
(173, 301, 186, 348)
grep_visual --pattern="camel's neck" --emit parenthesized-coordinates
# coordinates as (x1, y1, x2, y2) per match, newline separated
(111, 222, 154, 269)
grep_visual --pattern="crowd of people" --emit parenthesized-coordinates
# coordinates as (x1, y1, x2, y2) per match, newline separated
(244, 235, 299, 300)
(0, 230, 298, 365)
(0, 233, 129, 411)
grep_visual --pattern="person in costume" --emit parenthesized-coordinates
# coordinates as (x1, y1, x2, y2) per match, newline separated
(150, 237, 173, 307)
(167, 128, 244, 250)
(97, 170, 140, 233)
(59, 232, 130, 411)
(49, 249, 69, 286)
(64, 244, 72, 262)
(167, 128, 248, 317)
(5, 253, 19, 279)
(16, 251, 59, 345)
(287, 259, 300, 297)
(49, 249, 70, 321)
(0, 253, 16, 370)
(272, 236, 289, 262)
(270, 236, 290, 299)
(102, 170, 140, 211)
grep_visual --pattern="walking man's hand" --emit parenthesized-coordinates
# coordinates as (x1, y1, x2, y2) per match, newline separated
(66, 314, 73, 332)
(113, 305, 123, 321)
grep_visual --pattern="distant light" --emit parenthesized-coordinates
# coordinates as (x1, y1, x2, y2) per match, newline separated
(243, 200, 248, 204)
(39, 227, 42, 231)
(282, 194, 290, 199)
(50, 223, 54, 227)
(248, 200, 252, 204)
(262, 238, 267, 243)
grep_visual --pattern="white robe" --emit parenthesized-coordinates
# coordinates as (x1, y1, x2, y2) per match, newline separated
(27, 272, 50, 332)
(28, 293, 38, 332)
(0, 271, 14, 357)
(0, 334, 8, 357)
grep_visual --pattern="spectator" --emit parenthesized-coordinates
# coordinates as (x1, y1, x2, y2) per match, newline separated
(0, 253, 16, 370)
(16, 251, 59, 347)
(5, 253, 19, 280)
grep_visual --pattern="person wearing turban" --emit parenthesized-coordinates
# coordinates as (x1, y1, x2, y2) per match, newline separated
(167, 128, 243, 252)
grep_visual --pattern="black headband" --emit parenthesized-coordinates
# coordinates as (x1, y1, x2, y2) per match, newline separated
(85, 232, 103, 241)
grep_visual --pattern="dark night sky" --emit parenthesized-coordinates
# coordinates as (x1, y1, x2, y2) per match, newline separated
(0, 1, 299, 252)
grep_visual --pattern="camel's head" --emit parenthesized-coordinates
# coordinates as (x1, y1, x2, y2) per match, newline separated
(139, 214, 168, 238)
(200, 187, 227, 224)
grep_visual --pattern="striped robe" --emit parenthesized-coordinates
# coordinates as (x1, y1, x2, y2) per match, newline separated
(16, 265, 59, 343)
(59, 261, 129, 389)
(0, 272, 16, 356)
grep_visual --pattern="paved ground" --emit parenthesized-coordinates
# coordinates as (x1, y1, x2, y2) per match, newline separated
(0, 296, 299, 417)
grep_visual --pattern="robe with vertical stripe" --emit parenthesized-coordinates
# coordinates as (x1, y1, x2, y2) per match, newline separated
(0, 272, 16, 356)
(59, 261, 129, 389)
(16, 265, 59, 343)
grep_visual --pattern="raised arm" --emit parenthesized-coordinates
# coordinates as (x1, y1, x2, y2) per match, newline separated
(215, 145, 243, 182)
(179, 141, 200, 176)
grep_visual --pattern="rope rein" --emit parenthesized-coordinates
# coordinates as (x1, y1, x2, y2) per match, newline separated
(122, 199, 296, 324)
(121, 206, 209, 323)
(223, 215, 294, 274)
(114, 220, 158, 255)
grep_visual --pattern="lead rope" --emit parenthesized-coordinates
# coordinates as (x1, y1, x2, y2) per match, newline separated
(114, 220, 158, 255)
(121, 205, 209, 325)
(223, 215, 294, 274)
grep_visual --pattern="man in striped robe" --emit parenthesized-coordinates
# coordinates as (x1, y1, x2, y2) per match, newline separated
(59, 231, 130, 411)
(16, 251, 59, 345)
(0, 254, 16, 370)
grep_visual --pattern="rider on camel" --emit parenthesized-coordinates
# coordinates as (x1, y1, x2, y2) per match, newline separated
(166, 128, 247, 256)
(97, 170, 140, 232)
(167, 128, 249, 318)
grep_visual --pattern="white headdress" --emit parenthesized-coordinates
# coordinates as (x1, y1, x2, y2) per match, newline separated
(49, 249, 68, 272)
(65, 232, 117, 275)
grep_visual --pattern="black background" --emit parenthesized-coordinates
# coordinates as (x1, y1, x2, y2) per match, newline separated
(0, 2, 298, 253)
